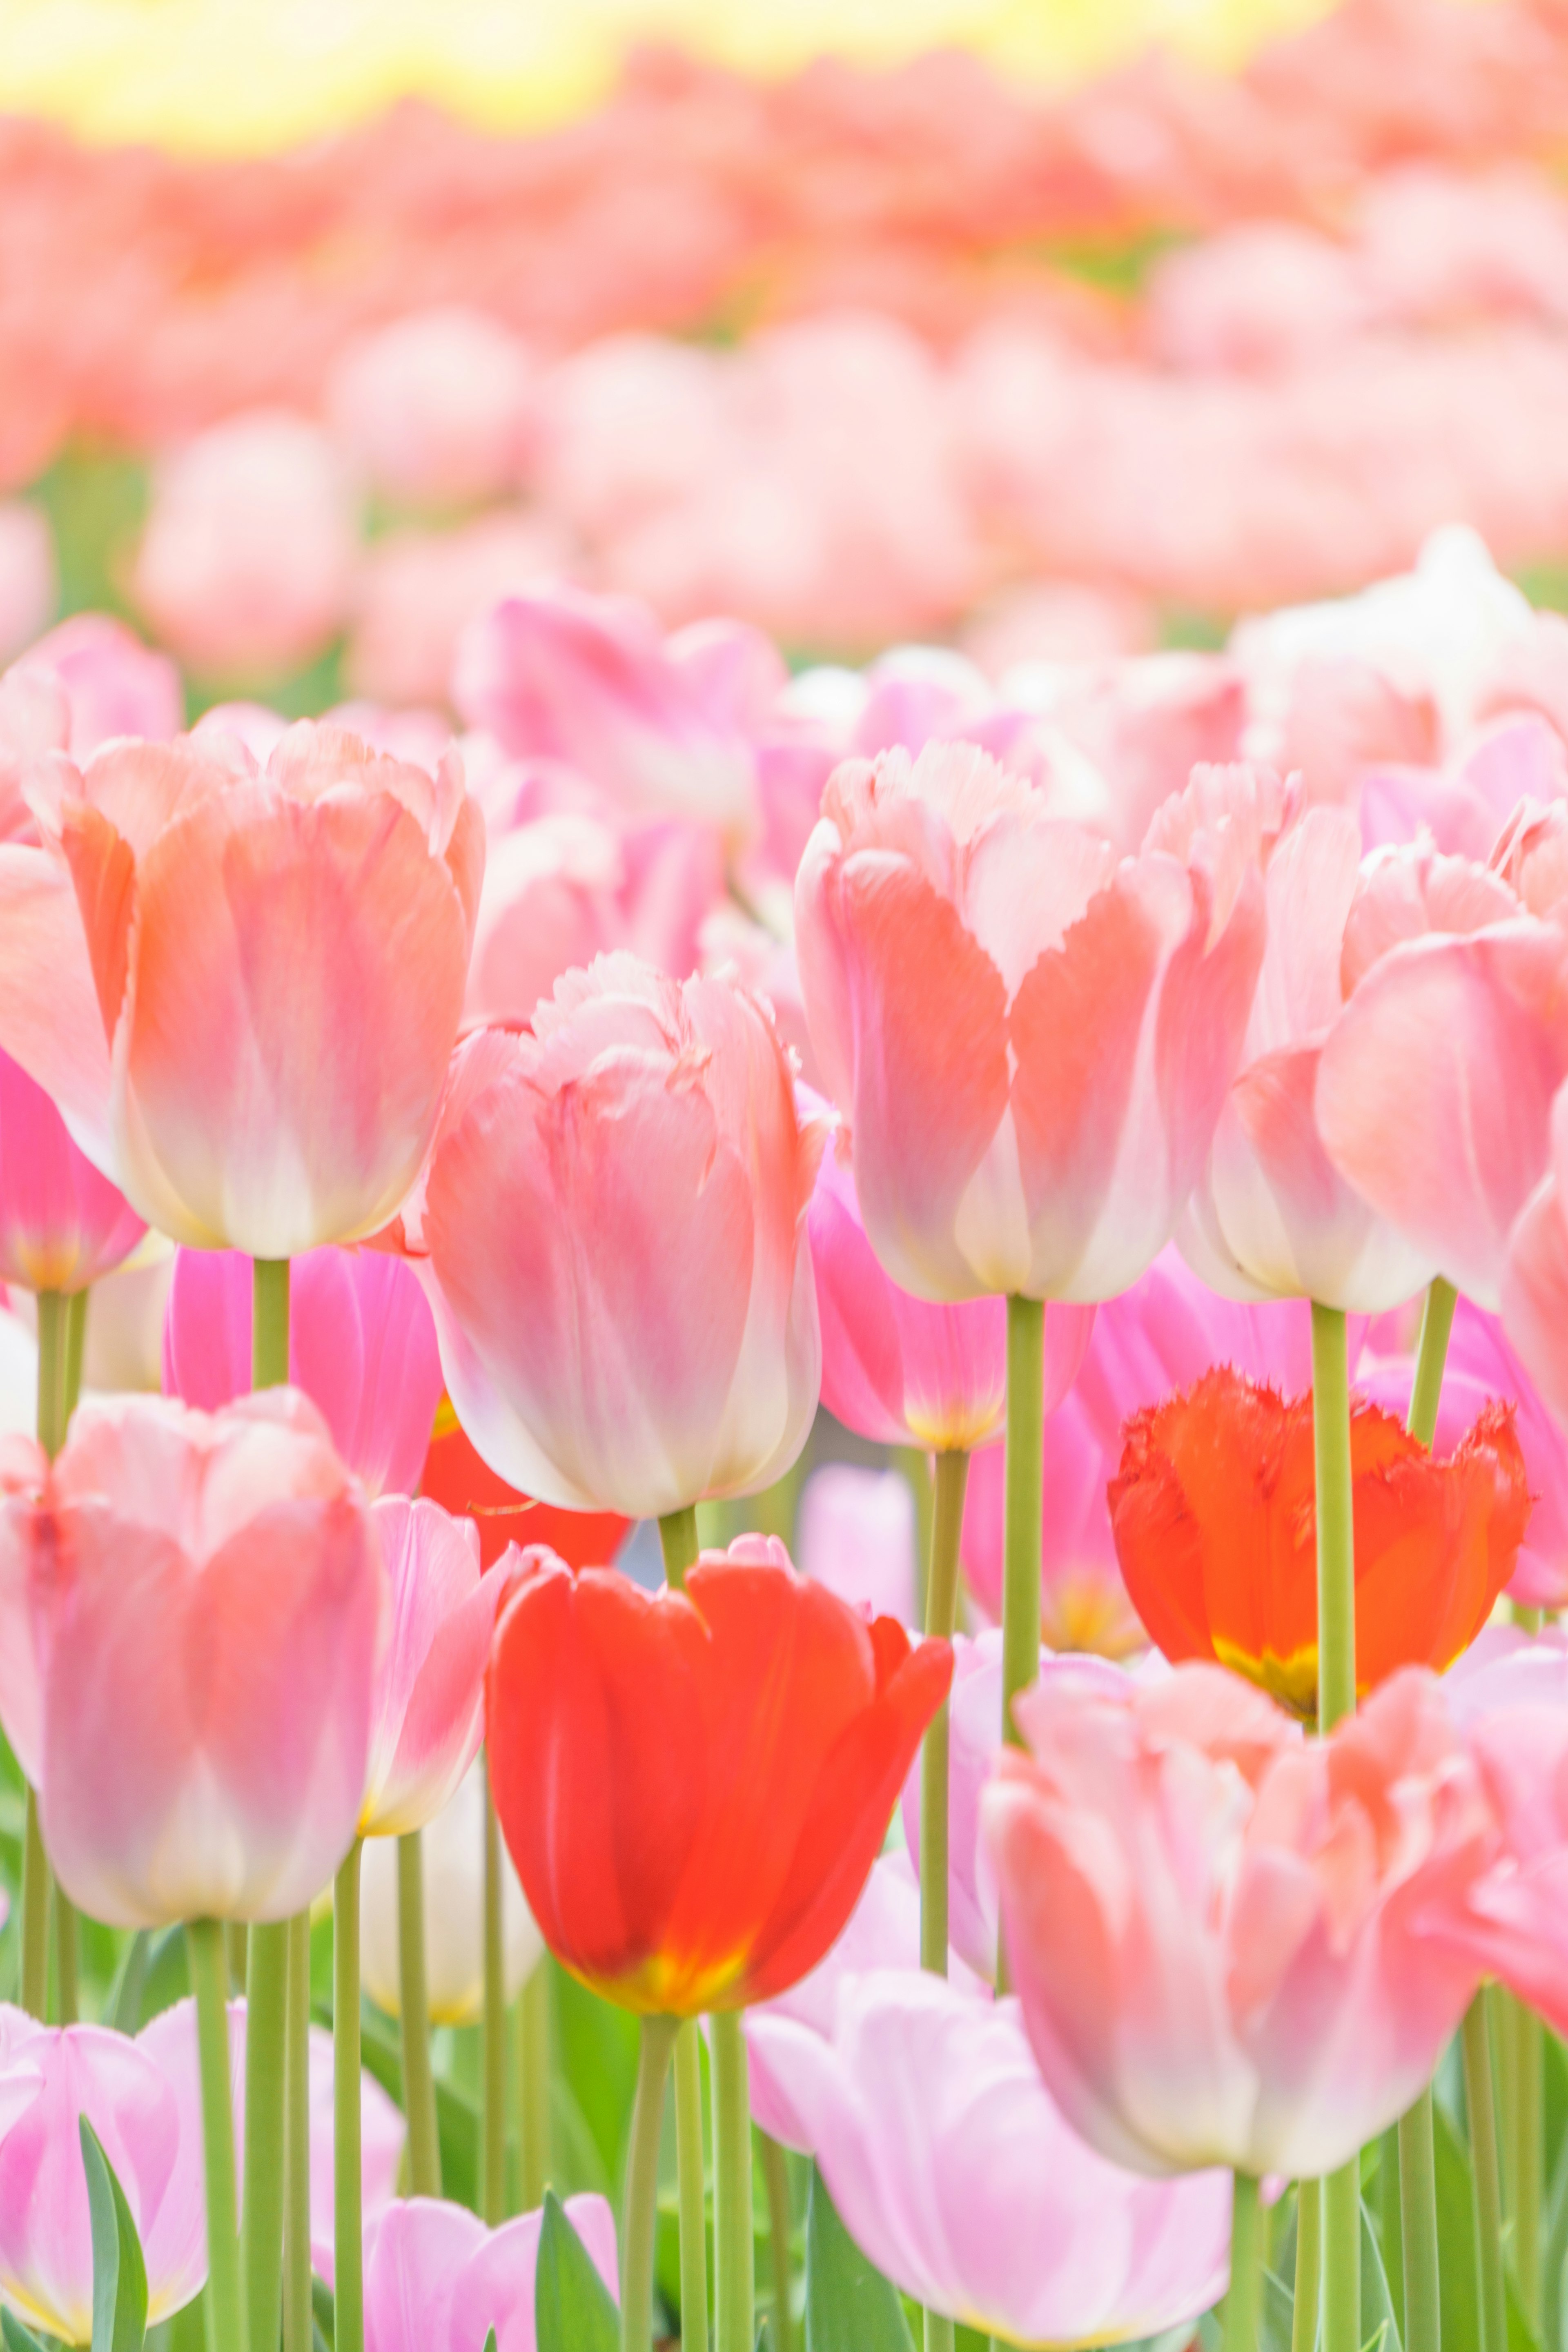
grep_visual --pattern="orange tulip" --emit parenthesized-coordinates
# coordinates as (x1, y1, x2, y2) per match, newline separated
(1108, 1367, 1530, 1717)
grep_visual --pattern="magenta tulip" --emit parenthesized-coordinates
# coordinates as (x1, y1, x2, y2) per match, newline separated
(0, 1047, 145, 1294)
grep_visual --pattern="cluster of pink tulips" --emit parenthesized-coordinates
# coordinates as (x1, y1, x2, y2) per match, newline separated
(4, 514, 1568, 2352)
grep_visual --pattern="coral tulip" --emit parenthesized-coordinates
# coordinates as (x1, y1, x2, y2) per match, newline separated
(0, 2012, 207, 2341)
(363, 2194, 618, 2352)
(808, 1114, 1092, 1450)
(0, 1391, 384, 1925)
(486, 1539, 952, 2014)
(359, 1497, 504, 1839)
(163, 1243, 443, 1498)
(983, 1663, 1494, 2177)
(1108, 1368, 1530, 1716)
(0, 1046, 145, 1293)
(0, 721, 482, 1256)
(361, 1757, 543, 2027)
(747, 1971, 1232, 2347)
(418, 1408, 628, 1572)
(411, 956, 826, 1518)
(794, 745, 1269, 1303)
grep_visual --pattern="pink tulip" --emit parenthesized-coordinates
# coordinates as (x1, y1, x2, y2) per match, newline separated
(0, 1046, 145, 1293)
(808, 1116, 1092, 1450)
(1179, 814, 1514, 1309)
(794, 745, 1269, 1303)
(961, 1403, 1144, 1660)
(1, 1391, 384, 1925)
(326, 307, 537, 511)
(747, 1971, 1232, 2345)
(983, 1662, 1493, 2177)
(0, 720, 482, 1254)
(0, 504, 55, 668)
(306, 2021, 405, 2290)
(0, 662, 69, 845)
(364, 2193, 618, 2352)
(409, 956, 826, 1517)
(796, 1464, 919, 1627)
(163, 1243, 443, 1497)
(454, 584, 767, 842)
(21, 615, 183, 758)
(359, 1496, 503, 1838)
(343, 510, 571, 710)
(0, 2011, 204, 2341)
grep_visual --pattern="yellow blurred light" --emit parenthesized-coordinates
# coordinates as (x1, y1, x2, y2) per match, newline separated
(0, 0, 1365, 156)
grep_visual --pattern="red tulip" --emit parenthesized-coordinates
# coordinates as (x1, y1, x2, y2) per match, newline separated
(418, 1409, 628, 1572)
(486, 1539, 952, 2016)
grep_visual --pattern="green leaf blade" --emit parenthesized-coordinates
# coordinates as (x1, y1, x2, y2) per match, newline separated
(803, 2165, 914, 2352)
(534, 2187, 619, 2352)
(80, 2114, 148, 2352)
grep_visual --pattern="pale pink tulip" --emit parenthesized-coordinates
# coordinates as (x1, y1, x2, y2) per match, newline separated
(0, 662, 69, 844)
(343, 510, 571, 710)
(747, 1971, 1232, 2345)
(0, 720, 482, 1255)
(0, 1046, 145, 1293)
(808, 1116, 1092, 1450)
(163, 1244, 443, 1497)
(796, 1465, 919, 1628)
(795, 746, 1270, 1305)
(306, 2022, 405, 2291)
(359, 1497, 502, 1838)
(410, 956, 825, 1517)
(326, 307, 537, 511)
(364, 2194, 618, 2352)
(361, 1757, 543, 2027)
(6, 1391, 384, 1925)
(983, 1663, 1494, 2177)
(454, 584, 767, 841)
(132, 410, 359, 683)
(20, 615, 183, 758)
(0, 504, 55, 666)
(1359, 716, 1566, 860)
(1178, 814, 1512, 1309)
(1497, 1088, 1568, 1443)
(0, 2011, 203, 2341)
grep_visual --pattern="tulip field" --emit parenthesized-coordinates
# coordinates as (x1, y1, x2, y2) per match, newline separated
(7, 1, 1568, 2350)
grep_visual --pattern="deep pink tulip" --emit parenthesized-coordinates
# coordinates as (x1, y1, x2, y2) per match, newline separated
(410, 956, 826, 1517)
(0, 1046, 145, 1293)
(163, 1243, 443, 1498)
(359, 1497, 503, 1839)
(747, 1971, 1232, 2346)
(794, 746, 1269, 1303)
(364, 2193, 618, 2352)
(0, 2009, 205, 2341)
(983, 1662, 1493, 2176)
(0, 722, 482, 1256)
(808, 1116, 1091, 1450)
(1179, 816, 1514, 1309)
(0, 1392, 384, 1925)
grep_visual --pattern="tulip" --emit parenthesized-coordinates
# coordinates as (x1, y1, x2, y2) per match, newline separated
(0, 720, 482, 1257)
(359, 1497, 499, 1840)
(961, 1401, 1145, 1659)
(163, 1243, 444, 1498)
(326, 306, 537, 512)
(0, 1047, 145, 1295)
(487, 1538, 952, 2016)
(410, 957, 826, 1520)
(363, 2194, 619, 2352)
(0, 2011, 206, 2343)
(361, 1757, 544, 2027)
(20, 614, 184, 759)
(794, 743, 1269, 1307)
(0, 1390, 384, 1927)
(419, 1407, 629, 1572)
(982, 1662, 1494, 2178)
(1107, 1366, 1530, 1717)
(746, 1971, 1233, 2348)
(796, 1464, 918, 1627)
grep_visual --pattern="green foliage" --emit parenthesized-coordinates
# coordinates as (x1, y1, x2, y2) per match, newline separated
(534, 2189, 619, 2352)
(803, 2165, 913, 2352)
(80, 2116, 148, 2352)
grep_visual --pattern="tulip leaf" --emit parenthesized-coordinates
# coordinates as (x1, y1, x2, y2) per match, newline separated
(2, 2313, 48, 2352)
(1360, 2197, 1403, 2352)
(535, 2188, 619, 2352)
(803, 2165, 914, 2352)
(483, 2336, 498, 2352)
(80, 2115, 148, 2352)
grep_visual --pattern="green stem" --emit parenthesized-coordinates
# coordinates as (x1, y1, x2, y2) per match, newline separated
(759, 2132, 795, 2352)
(241, 1921, 289, 2352)
(20, 1787, 49, 2020)
(895, 1446, 934, 1630)
(36, 1288, 66, 1459)
(252, 1257, 290, 1389)
(1001, 1298, 1044, 1746)
(62, 1285, 88, 1429)
(334, 1841, 364, 2352)
(920, 1450, 969, 1977)
(1406, 1278, 1457, 1449)
(397, 1831, 441, 2196)
(187, 1919, 246, 2352)
(924, 2314, 956, 2352)
(1321, 2164, 1361, 2352)
(711, 2009, 753, 2352)
(659, 1507, 700, 1592)
(1399, 2094, 1440, 2352)
(621, 2015, 676, 2352)
(1463, 1994, 1508, 2352)
(283, 1912, 312, 2352)
(1292, 2179, 1321, 2352)
(518, 1957, 551, 2212)
(1311, 1302, 1355, 1732)
(228, 1923, 249, 1997)
(482, 1758, 507, 2225)
(1226, 2174, 1263, 2352)
(673, 2020, 709, 2352)
(52, 1879, 77, 2025)
(1514, 2000, 1544, 2335)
